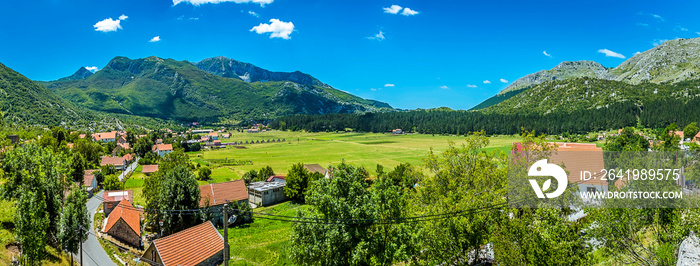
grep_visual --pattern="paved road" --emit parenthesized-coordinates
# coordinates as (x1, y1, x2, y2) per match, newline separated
(118, 157, 140, 182)
(77, 190, 116, 266)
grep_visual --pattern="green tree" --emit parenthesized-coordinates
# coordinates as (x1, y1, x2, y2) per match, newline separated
(133, 137, 154, 158)
(604, 127, 650, 152)
(57, 186, 89, 254)
(242, 169, 258, 185)
(51, 126, 67, 144)
(258, 166, 275, 181)
(103, 174, 124, 190)
(157, 165, 201, 235)
(656, 123, 681, 151)
(73, 138, 103, 166)
(384, 163, 422, 191)
(197, 166, 212, 181)
(411, 132, 510, 264)
(283, 163, 311, 202)
(684, 122, 699, 142)
(15, 189, 49, 265)
(70, 153, 87, 183)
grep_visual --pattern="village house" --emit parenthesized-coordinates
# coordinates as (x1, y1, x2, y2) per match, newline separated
(248, 181, 287, 207)
(695, 132, 700, 144)
(103, 190, 133, 217)
(247, 128, 259, 133)
(123, 153, 134, 164)
(100, 156, 127, 171)
(83, 169, 98, 196)
(103, 199, 141, 248)
(142, 164, 159, 176)
(153, 143, 173, 157)
(304, 164, 331, 178)
(392, 129, 403, 135)
(142, 221, 224, 266)
(267, 176, 286, 183)
(92, 131, 117, 142)
(221, 133, 231, 139)
(208, 132, 219, 141)
(199, 179, 249, 225)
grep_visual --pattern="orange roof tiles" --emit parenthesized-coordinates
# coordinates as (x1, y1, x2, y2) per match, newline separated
(150, 221, 224, 266)
(83, 169, 98, 187)
(104, 199, 141, 236)
(100, 156, 125, 167)
(199, 179, 248, 207)
(142, 164, 159, 174)
(103, 190, 133, 203)
(155, 144, 173, 151)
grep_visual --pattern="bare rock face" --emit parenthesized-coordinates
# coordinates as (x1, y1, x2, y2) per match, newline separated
(500, 37, 700, 95)
(195, 56, 330, 88)
(500, 61, 614, 94)
(614, 38, 700, 84)
(677, 232, 700, 266)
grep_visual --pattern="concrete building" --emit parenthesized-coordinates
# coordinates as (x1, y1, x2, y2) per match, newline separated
(247, 181, 287, 207)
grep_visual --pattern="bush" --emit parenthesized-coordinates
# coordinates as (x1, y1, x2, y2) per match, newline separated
(197, 167, 212, 181)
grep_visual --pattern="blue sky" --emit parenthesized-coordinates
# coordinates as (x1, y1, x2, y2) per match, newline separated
(1, 0, 700, 110)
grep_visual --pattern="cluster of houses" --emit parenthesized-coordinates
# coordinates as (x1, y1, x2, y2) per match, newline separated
(94, 164, 330, 265)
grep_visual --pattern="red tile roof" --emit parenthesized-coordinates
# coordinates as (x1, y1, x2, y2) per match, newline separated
(104, 199, 141, 236)
(266, 175, 285, 182)
(103, 190, 133, 203)
(83, 169, 98, 187)
(150, 221, 223, 266)
(154, 144, 173, 151)
(142, 164, 159, 174)
(100, 156, 125, 167)
(93, 132, 117, 141)
(199, 179, 248, 207)
(123, 153, 133, 162)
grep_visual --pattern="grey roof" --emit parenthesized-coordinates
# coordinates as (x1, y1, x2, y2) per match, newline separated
(303, 164, 327, 175)
(247, 181, 286, 192)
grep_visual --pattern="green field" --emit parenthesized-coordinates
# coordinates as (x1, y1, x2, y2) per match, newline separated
(190, 131, 519, 177)
(221, 201, 307, 265)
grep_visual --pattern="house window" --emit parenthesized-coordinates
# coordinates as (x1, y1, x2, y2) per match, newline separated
(586, 187, 596, 193)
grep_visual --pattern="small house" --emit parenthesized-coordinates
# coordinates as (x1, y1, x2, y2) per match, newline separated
(303, 164, 330, 178)
(248, 181, 287, 207)
(142, 165, 159, 176)
(392, 129, 403, 135)
(100, 156, 126, 171)
(83, 169, 98, 195)
(267, 176, 286, 183)
(103, 190, 133, 217)
(92, 132, 117, 142)
(103, 199, 141, 248)
(153, 144, 173, 157)
(142, 221, 223, 266)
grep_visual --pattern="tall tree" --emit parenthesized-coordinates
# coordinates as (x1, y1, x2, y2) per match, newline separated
(15, 189, 49, 265)
(70, 153, 87, 183)
(57, 186, 89, 255)
(156, 165, 201, 235)
(284, 163, 311, 202)
(258, 166, 275, 181)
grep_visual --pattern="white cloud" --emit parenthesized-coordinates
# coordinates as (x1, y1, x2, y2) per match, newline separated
(93, 16, 127, 32)
(636, 22, 648, 27)
(676, 26, 689, 32)
(483, 80, 491, 84)
(85, 66, 98, 72)
(651, 13, 664, 21)
(543, 50, 552, 57)
(248, 10, 260, 18)
(371, 88, 378, 91)
(697, 32, 700, 36)
(384, 83, 395, 87)
(597, 48, 626, 59)
(652, 39, 668, 46)
(149, 36, 161, 42)
(190, 17, 199, 20)
(500, 78, 508, 83)
(467, 84, 477, 88)
(367, 30, 385, 41)
(383, 5, 402, 14)
(173, 0, 273, 7)
(634, 51, 641, 55)
(440, 85, 449, 89)
(401, 8, 419, 16)
(250, 19, 294, 39)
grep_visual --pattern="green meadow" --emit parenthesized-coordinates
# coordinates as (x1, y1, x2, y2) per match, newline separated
(187, 131, 519, 179)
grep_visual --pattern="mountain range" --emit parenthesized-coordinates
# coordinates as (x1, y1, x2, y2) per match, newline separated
(39, 56, 392, 124)
(473, 37, 700, 113)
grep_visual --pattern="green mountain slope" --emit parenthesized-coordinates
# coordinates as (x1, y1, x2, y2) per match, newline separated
(473, 37, 700, 111)
(44, 56, 392, 123)
(482, 77, 700, 115)
(0, 62, 88, 126)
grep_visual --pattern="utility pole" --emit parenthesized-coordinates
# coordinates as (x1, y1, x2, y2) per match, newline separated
(223, 203, 229, 266)
(80, 230, 83, 266)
